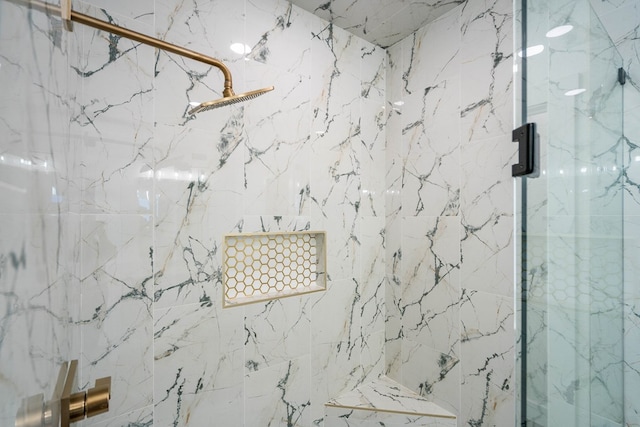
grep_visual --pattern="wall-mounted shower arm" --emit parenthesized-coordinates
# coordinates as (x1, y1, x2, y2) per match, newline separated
(9, 0, 235, 97)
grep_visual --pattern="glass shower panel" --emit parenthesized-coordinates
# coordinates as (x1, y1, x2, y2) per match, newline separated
(517, 0, 625, 425)
(0, 2, 79, 425)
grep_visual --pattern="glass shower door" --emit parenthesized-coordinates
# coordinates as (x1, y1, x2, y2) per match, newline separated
(516, 0, 625, 425)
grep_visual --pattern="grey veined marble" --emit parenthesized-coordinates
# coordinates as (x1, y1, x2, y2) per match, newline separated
(289, 0, 468, 47)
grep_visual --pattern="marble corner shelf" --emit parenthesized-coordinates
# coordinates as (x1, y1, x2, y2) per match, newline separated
(325, 376, 456, 426)
(222, 231, 327, 307)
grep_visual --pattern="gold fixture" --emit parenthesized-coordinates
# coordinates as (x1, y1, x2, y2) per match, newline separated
(188, 86, 275, 115)
(222, 231, 327, 307)
(7, 0, 274, 114)
(14, 360, 111, 427)
(60, 0, 71, 31)
(61, 360, 111, 427)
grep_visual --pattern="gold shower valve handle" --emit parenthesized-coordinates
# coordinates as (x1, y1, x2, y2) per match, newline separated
(68, 391, 85, 423)
(60, 361, 111, 427)
(68, 376, 112, 423)
(86, 377, 111, 418)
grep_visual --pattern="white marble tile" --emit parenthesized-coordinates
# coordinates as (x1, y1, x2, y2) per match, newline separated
(360, 217, 386, 332)
(460, 289, 514, 427)
(74, 16, 154, 215)
(400, 216, 461, 355)
(152, 122, 244, 215)
(79, 214, 153, 418)
(460, 0, 513, 143)
(246, 0, 313, 75)
(309, 141, 362, 282)
(239, 215, 312, 234)
(379, 1, 464, 49)
(156, 388, 244, 427)
(360, 217, 386, 381)
(311, 279, 361, 347)
(308, 19, 364, 280)
(384, 208, 403, 380)
(399, 342, 461, 416)
(401, 77, 461, 217)
(361, 330, 385, 386)
(155, 0, 245, 63)
(384, 4, 516, 425)
(152, 123, 244, 308)
(309, 16, 363, 110)
(154, 302, 244, 427)
(385, 40, 404, 381)
(310, 280, 370, 423)
(460, 136, 516, 298)
(291, 0, 465, 49)
(245, 357, 312, 427)
(78, 0, 154, 26)
(311, 341, 366, 426)
(244, 297, 311, 372)
(361, 43, 386, 98)
(360, 98, 387, 218)
(386, 36, 405, 112)
(385, 293, 403, 382)
(153, 203, 229, 309)
(243, 66, 312, 217)
(402, 8, 461, 96)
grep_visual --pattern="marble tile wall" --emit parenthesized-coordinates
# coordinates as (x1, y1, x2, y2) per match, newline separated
(10, 0, 604, 426)
(384, 1, 516, 426)
(2, 0, 387, 426)
(90, 0, 384, 425)
(290, 0, 467, 48)
(4, 0, 639, 426)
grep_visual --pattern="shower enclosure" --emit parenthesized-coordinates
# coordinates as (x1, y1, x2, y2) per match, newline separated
(516, 0, 639, 425)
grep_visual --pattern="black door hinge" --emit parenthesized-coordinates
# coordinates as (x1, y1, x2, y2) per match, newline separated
(619, 67, 626, 85)
(512, 123, 536, 177)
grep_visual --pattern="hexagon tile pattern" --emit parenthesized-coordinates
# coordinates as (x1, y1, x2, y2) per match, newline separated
(222, 231, 327, 307)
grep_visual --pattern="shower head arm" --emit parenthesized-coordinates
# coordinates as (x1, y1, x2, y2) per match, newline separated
(8, 0, 236, 97)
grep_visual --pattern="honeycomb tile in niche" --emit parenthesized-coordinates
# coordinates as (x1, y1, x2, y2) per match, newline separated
(222, 231, 326, 307)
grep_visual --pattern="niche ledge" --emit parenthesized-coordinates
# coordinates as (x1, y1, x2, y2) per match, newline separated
(325, 376, 456, 426)
(222, 231, 326, 307)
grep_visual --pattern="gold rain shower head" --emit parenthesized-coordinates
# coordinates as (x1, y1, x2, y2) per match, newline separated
(11, 0, 274, 115)
(188, 86, 275, 115)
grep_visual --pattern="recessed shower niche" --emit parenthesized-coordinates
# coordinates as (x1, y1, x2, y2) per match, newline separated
(222, 231, 327, 307)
